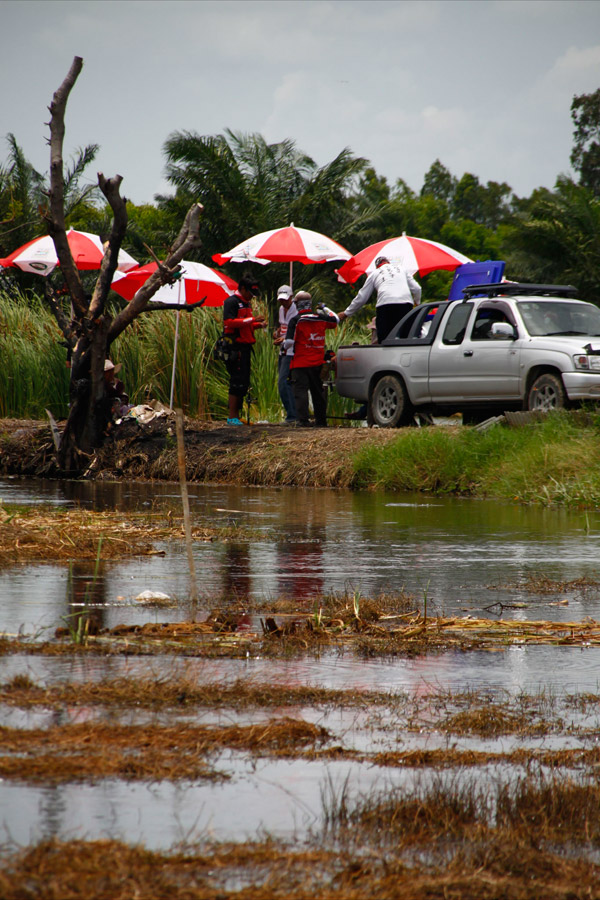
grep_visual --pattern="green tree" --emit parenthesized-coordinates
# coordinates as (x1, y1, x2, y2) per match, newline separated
(0, 133, 101, 258)
(357, 167, 390, 205)
(0, 134, 46, 255)
(571, 89, 600, 196)
(501, 176, 600, 301)
(451, 173, 484, 222)
(421, 159, 456, 205)
(159, 129, 378, 309)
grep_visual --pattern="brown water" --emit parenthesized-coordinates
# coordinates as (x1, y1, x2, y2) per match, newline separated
(1, 477, 600, 849)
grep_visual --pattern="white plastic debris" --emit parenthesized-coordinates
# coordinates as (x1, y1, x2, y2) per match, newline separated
(135, 590, 172, 604)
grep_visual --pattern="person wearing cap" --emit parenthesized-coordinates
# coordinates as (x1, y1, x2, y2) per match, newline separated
(222, 275, 267, 425)
(284, 291, 338, 427)
(338, 256, 421, 343)
(273, 284, 298, 424)
(103, 359, 130, 419)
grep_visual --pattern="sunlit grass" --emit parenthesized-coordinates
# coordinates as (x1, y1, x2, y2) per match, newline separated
(352, 410, 600, 506)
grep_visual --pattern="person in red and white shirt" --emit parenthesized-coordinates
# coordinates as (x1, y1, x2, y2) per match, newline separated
(284, 291, 338, 427)
(222, 275, 267, 425)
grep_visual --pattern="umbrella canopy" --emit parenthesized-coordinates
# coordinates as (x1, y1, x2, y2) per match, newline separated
(0, 229, 138, 275)
(213, 225, 352, 266)
(111, 260, 237, 411)
(336, 234, 473, 284)
(111, 260, 237, 306)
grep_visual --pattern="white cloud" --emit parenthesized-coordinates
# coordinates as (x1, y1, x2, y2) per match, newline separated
(2, 0, 600, 203)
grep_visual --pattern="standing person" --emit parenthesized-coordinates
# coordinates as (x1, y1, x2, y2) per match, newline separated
(338, 256, 421, 343)
(284, 291, 338, 428)
(272, 284, 298, 424)
(222, 275, 266, 425)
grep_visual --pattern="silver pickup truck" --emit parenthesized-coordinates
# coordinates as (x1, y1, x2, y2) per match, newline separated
(335, 283, 600, 426)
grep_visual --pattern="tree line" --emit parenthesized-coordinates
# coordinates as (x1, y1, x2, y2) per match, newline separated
(1, 88, 599, 313)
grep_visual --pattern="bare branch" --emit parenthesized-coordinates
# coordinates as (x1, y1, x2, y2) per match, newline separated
(143, 298, 207, 312)
(108, 203, 204, 342)
(87, 173, 128, 322)
(45, 56, 86, 316)
(43, 282, 77, 348)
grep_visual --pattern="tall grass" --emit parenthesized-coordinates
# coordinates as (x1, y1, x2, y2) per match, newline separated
(0, 290, 70, 418)
(0, 291, 367, 422)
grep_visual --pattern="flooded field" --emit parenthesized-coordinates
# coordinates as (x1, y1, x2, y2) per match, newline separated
(2, 477, 600, 896)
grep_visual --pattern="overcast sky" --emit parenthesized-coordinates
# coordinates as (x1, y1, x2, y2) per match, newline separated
(2, 0, 600, 206)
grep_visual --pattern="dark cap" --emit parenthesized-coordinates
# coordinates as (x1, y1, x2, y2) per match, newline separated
(238, 275, 260, 295)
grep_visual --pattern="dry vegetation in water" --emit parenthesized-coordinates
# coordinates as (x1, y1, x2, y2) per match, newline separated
(40, 608, 600, 657)
(1, 819, 600, 898)
(3, 671, 600, 895)
(0, 502, 266, 566)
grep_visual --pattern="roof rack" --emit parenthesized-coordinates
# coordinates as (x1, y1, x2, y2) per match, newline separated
(461, 282, 579, 299)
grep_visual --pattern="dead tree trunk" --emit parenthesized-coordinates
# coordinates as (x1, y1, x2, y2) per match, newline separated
(44, 56, 203, 473)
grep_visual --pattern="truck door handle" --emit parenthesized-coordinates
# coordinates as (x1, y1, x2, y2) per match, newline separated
(464, 350, 473, 357)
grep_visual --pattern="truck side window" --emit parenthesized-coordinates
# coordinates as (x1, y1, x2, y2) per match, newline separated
(471, 307, 512, 341)
(442, 303, 473, 345)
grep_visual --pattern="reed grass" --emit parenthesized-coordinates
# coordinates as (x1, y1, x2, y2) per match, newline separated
(0, 290, 70, 418)
(0, 291, 363, 422)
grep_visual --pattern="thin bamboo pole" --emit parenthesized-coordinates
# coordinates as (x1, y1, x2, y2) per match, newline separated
(175, 408, 198, 603)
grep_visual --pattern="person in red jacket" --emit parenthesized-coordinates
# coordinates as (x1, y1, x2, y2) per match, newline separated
(284, 291, 338, 427)
(222, 275, 266, 425)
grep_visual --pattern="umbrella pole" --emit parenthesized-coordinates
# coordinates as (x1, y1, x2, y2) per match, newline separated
(289, 261, 293, 293)
(169, 308, 181, 410)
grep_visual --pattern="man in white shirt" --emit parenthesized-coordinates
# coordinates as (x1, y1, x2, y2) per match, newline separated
(338, 256, 422, 342)
(273, 284, 298, 423)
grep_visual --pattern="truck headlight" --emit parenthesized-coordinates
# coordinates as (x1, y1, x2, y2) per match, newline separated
(574, 354, 600, 371)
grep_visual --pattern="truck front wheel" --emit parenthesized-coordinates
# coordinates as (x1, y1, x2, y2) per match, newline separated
(527, 373, 566, 411)
(370, 375, 411, 427)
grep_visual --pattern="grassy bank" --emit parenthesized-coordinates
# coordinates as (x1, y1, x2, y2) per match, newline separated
(352, 410, 600, 507)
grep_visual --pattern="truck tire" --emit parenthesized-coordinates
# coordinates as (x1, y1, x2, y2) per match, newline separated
(527, 373, 566, 411)
(370, 375, 411, 427)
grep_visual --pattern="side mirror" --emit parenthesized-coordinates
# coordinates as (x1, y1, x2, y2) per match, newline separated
(491, 322, 516, 340)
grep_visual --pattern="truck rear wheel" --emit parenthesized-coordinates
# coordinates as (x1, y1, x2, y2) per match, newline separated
(527, 373, 566, 411)
(370, 375, 411, 427)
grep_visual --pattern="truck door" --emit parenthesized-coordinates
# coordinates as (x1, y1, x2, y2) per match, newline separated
(428, 302, 475, 401)
(429, 301, 521, 401)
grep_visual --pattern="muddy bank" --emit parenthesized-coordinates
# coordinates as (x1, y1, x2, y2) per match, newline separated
(0, 417, 401, 487)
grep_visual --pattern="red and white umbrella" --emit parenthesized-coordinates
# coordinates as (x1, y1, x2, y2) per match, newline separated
(111, 260, 237, 306)
(0, 229, 138, 275)
(336, 234, 473, 284)
(213, 224, 351, 290)
(112, 260, 237, 410)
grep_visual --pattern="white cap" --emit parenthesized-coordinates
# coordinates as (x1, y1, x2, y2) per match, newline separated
(277, 284, 293, 301)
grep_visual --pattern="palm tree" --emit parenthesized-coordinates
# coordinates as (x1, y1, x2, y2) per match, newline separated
(0, 134, 101, 257)
(158, 130, 381, 309)
(502, 177, 600, 302)
(0, 134, 46, 255)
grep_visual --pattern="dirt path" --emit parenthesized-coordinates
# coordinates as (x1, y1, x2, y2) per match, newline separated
(0, 417, 402, 487)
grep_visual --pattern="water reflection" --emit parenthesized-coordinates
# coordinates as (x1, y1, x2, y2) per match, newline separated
(1, 477, 600, 635)
(65, 562, 108, 637)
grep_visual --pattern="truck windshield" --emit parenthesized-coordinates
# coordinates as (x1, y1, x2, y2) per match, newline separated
(517, 300, 600, 337)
